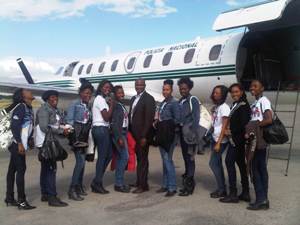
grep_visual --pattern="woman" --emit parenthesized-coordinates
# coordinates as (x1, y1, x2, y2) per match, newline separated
(111, 85, 130, 193)
(209, 85, 230, 199)
(91, 80, 115, 194)
(220, 83, 251, 203)
(247, 79, 272, 210)
(36, 90, 69, 207)
(155, 79, 180, 197)
(177, 77, 200, 197)
(5, 88, 36, 210)
(66, 81, 94, 201)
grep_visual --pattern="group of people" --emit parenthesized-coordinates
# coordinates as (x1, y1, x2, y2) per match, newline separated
(4, 76, 272, 211)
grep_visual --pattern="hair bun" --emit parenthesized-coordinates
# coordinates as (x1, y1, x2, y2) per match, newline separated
(164, 79, 174, 86)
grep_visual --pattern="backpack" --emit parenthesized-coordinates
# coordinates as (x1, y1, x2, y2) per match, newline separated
(0, 104, 22, 151)
(189, 96, 212, 130)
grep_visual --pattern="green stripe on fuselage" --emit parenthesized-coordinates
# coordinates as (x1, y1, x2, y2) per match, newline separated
(36, 64, 236, 86)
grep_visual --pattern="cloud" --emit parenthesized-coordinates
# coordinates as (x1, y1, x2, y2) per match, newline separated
(0, 57, 64, 83)
(226, 0, 240, 6)
(225, 0, 265, 7)
(0, 0, 177, 21)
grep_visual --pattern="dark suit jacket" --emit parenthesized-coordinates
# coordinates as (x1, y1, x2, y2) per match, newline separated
(129, 91, 155, 141)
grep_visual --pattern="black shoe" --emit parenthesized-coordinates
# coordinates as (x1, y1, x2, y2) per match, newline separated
(69, 186, 84, 201)
(18, 201, 36, 210)
(4, 198, 18, 207)
(48, 196, 68, 207)
(77, 185, 88, 196)
(129, 183, 138, 188)
(239, 191, 251, 202)
(114, 185, 131, 193)
(91, 182, 109, 194)
(156, 187, 168, 193)
(179, 177, 195, 197)
(165, 191, 177, 197)
(220, 194, 239, 203)
(247, 200, 270, 210)
(178, 188, 191, 196)
(41, 195, 48, 202)
(210, 190, 227, 198)
(132, 187, 149, 194)
(181, 173, 187, 186)
(197, 149, 205, 155)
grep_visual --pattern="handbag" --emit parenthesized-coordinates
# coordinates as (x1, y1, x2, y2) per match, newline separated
(39, 128, 68, 162)
(263, 113, 289, 144)
(0, 104, 21, 151)
(260, 103, 289, 145)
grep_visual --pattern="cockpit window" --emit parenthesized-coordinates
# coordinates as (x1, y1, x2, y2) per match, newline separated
(63, 61, 79, 77)
(55, 66, 64, 75)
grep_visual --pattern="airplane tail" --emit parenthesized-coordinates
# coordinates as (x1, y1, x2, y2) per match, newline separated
(16, 58, 35, 84)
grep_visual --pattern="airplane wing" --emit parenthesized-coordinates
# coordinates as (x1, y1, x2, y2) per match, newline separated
(0, 82, 78, 98)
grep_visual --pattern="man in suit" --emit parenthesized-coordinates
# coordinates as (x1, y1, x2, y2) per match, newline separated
(129, 78, 155, 193)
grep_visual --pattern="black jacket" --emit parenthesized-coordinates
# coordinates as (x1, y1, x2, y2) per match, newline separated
(111, 102, 127, 141)
(129, 91, 155, 141)
(230, 101, 251, 146)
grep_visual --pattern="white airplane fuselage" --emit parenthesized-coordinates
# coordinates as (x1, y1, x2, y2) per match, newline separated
(30, 0, 299, 104)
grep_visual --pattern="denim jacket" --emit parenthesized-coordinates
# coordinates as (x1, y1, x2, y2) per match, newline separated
(158, 97, 180, 124)
(179, 95, 200, 127)
(66, 100, 92, 126)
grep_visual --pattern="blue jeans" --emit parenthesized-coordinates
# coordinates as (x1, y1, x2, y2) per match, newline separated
(252, 149, 269, 203)
(70, 151, 86, 186)
(40, 160, 57, 197)
(114, 131, 129, 187)
(209, 141, 228, 193)
(92, 126, 112, 184)
(159, 141, 177, 192)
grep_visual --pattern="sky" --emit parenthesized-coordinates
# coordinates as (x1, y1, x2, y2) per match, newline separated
(0, 0, 267, 81)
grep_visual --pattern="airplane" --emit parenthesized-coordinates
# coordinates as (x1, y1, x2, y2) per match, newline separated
(0, 0, 299, 106)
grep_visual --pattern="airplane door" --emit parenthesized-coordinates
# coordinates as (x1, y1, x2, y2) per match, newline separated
(213, 0, 298, 32)
(124, 51, 141, 73)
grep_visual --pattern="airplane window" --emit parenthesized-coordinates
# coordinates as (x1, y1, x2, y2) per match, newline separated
(162, 52, 172, 66)
(98, 62, 106, 73)
(209, 45, 222, 61)
(86, 63, 93, 74)
(184, 48, 196, 64)
(55, 66, 64, 75)
(143, 55, 153, 68)
(63, 61, 79, 77)
(111, 60, 119, 72)
(127, 57, 136, 70)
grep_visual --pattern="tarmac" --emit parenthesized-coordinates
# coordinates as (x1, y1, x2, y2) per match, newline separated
(0, 104, 299, 225)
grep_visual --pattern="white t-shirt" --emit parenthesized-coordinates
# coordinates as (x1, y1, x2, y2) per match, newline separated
(212, 103, 230, 143)
(251, 96, 272, 122)
(92, 95, 109, 127)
